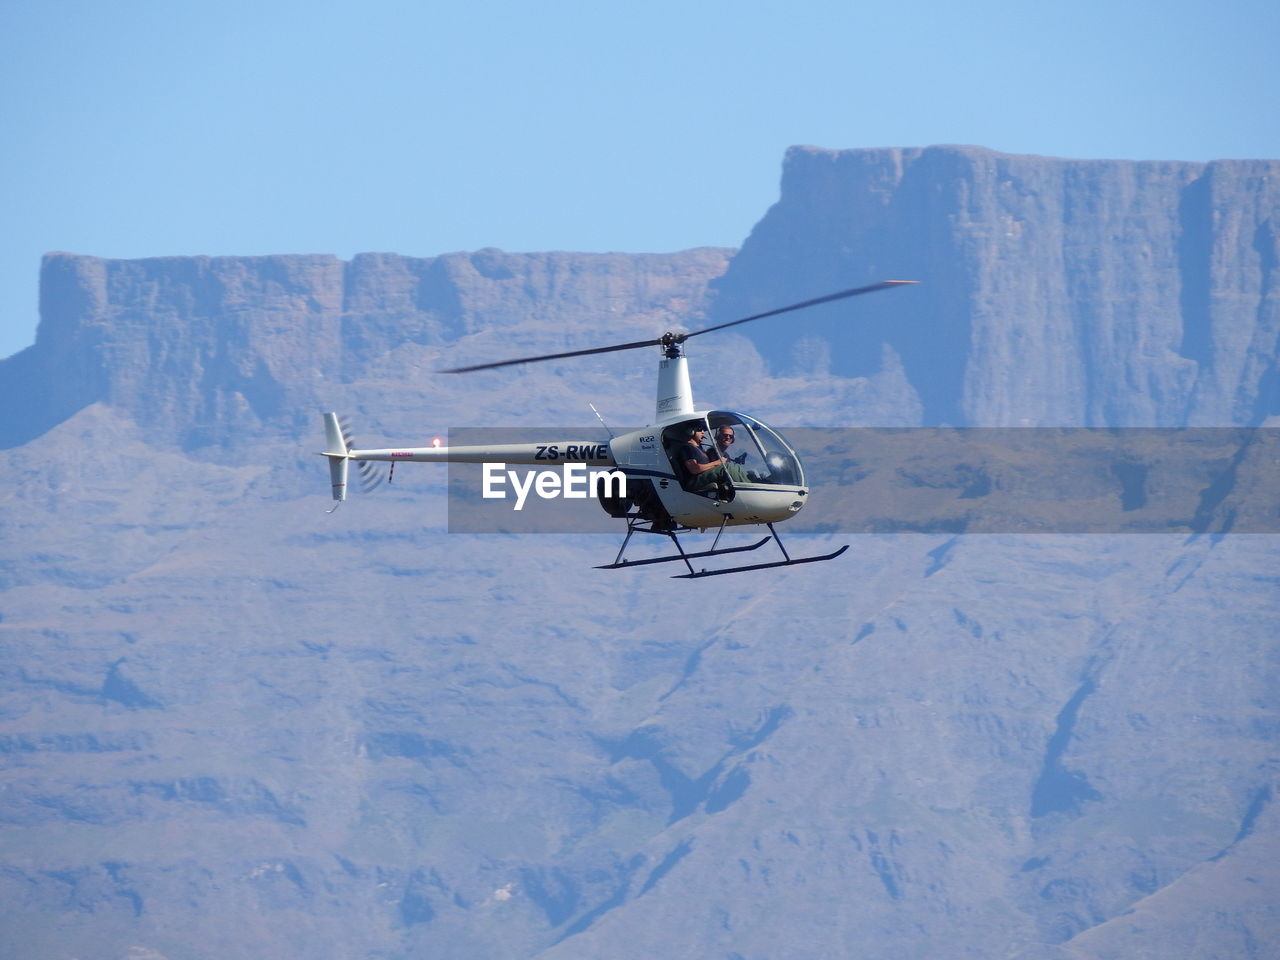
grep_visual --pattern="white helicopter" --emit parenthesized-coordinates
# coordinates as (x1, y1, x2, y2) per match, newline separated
(321, 280, 915, 578)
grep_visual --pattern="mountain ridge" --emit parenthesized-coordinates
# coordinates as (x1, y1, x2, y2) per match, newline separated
(712, 144, 1280, 426)
(0, 145, 1276, 960)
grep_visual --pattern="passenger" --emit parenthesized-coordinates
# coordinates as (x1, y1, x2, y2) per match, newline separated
(680, 427, 721, 481)
(681, 426, 749, 496)
(679, 426, 726, 495)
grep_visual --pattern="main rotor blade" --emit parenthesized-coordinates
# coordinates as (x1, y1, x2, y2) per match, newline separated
(440, 336, 662, 373)
(681, 280, 917, 340)
(438, 280, 917, 373)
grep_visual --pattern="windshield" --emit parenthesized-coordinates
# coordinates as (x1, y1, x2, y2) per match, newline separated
(707, 411, 804, 486)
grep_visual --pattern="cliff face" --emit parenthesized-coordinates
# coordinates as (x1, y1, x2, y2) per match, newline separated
(710, 145, 1280, 426)
(1, 149, 1277, 960)
(0, 248, 733, 449)
(6, 147, 1277, 447)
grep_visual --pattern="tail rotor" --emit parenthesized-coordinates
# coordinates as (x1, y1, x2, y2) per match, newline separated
(321, 413, 387, 509)
(337, 418, 387, 493)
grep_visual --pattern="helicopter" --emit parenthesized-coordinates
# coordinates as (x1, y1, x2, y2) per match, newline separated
(321, 280, 916, 578)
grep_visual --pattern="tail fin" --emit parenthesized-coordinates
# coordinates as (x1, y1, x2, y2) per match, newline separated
(322, 413, 349, 503)
(321, 413, 387, 505)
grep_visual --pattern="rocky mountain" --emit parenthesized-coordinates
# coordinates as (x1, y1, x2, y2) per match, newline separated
(711, 145, 1280, 428)
(0, 146, 1276, 960)
(0, 248, 738, 451)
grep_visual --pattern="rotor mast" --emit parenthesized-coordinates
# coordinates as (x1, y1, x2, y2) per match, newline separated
(655, 335, 694, 421)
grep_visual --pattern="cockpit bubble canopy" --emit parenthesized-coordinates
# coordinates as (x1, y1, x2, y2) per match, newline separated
(706, 411, 804, 487)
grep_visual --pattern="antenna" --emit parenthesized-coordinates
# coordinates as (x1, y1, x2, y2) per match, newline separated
(589, 403, 615, 439)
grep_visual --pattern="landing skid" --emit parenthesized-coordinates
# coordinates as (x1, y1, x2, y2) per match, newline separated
(673, 544, 849, 579)
(599, 519, 848, 578)
(596, 537, 771, 570)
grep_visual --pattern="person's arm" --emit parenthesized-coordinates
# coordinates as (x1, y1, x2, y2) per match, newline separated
(682, 452, 724, 474)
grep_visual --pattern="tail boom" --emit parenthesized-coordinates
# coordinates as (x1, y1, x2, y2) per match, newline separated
(320, 413, 616, 504)
(346, 440, 615, 467)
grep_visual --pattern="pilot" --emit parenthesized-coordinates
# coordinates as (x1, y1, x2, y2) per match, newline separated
(713, 425, 747, 465)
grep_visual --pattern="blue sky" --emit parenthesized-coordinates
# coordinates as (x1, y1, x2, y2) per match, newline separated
(2, 0, 1278, 359)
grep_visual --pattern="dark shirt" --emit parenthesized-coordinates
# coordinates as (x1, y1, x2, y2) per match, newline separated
(680, 443, 713, 474)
